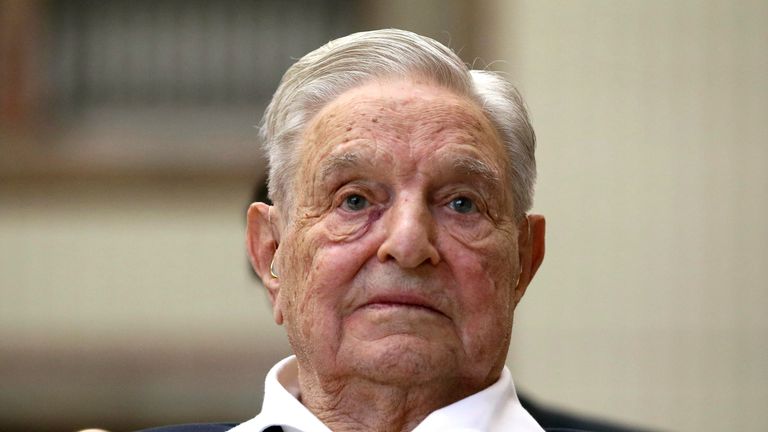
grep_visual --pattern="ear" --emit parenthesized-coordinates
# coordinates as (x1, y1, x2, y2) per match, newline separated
(246, 202, 284, 325)
(513, 214, 546, 304)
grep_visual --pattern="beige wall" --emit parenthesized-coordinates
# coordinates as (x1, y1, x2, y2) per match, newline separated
(486, 1, 768, 431)
(0, 178, 291, 428)
(1, 1, 766, 431)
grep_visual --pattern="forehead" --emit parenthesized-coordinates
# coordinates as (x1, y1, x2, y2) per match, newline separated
(300, 79, 507, 177)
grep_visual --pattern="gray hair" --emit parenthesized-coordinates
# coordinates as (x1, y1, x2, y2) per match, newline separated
(260, 28, 536, 217)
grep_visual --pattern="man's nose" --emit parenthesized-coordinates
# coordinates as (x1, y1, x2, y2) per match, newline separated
(376, 195, 441, 268)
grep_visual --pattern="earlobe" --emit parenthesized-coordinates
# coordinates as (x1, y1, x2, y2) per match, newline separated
(246, 202, 284, 325)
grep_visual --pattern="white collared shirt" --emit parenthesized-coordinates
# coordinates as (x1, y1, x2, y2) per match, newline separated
(229, 356, 544, 432)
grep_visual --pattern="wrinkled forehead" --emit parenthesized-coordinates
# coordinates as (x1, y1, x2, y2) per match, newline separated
(299, 79, 508, 173)
(308, 79, 485, 127)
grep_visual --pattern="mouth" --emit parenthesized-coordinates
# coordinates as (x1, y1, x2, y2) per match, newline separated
(360, 295, 446, 317)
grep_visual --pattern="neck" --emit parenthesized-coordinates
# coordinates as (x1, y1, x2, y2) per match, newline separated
(297, 369, 496, 432)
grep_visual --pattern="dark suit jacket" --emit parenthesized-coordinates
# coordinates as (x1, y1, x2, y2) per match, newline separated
(518, 393, 654, 432)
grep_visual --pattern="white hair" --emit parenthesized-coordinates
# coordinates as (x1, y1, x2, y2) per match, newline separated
(260, 28, 536, 217)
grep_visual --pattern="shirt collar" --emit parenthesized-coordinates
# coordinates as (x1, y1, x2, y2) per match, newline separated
(231, 355, 331, 432)
(232, 355, 544, 432)
(412, 364, 544, 432)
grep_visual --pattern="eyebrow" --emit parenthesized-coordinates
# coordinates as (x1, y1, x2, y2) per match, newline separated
(450, 155, 502, 187)
(318, 150, 503, 190)
(319, 151, 365, 179)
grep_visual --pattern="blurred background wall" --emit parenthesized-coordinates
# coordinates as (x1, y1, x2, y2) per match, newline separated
(1, 1, 766, 431)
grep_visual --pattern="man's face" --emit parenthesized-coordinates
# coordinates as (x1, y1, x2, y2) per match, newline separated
(274, 79, 527, 390)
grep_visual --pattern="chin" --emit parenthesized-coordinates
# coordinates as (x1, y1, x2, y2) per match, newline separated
(346, 337, 460, 386)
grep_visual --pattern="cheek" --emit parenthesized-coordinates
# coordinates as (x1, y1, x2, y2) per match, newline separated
(323, 207, 383, 242)
(277, 229, 320, 325)
(281, 224, 381, 329)
(443, 222, 519, 291)
(443, 232, 519, 338)
(440, 217, 496, 244)
(435, 206, 513, 249)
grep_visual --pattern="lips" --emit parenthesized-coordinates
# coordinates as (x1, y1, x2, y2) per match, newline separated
(360, 294, 447, 317)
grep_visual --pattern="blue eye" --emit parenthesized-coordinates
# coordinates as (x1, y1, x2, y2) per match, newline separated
(342, 194, 368, 211)
(448, 197, 475, 214)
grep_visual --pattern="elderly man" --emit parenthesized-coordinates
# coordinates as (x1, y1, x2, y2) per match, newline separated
(146, 28, 547, 431)
(241, 28, 546, 432)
